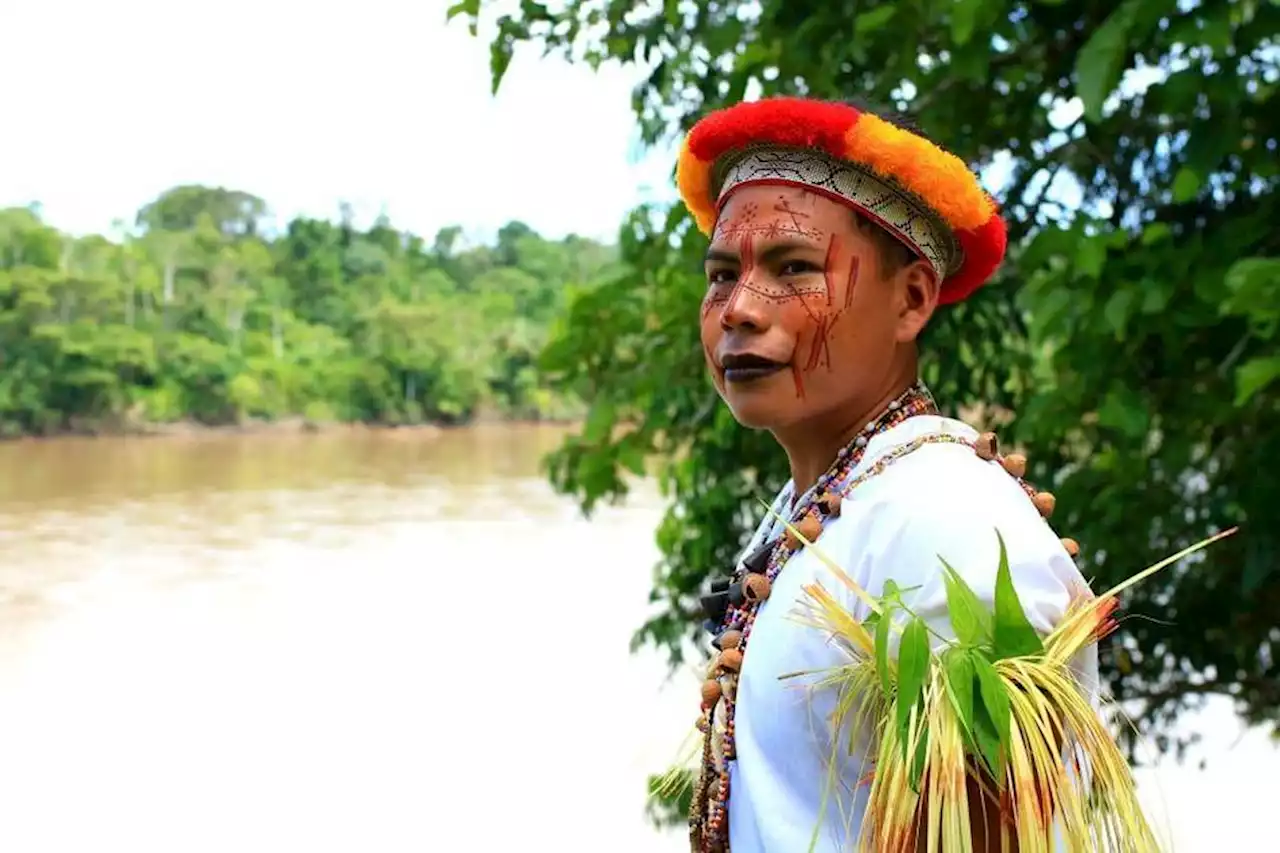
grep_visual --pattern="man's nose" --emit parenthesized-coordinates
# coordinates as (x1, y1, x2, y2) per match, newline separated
(719, 280, 773, 332)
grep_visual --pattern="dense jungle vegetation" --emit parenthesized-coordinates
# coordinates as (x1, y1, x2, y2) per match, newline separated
(0, 186, 617, 437)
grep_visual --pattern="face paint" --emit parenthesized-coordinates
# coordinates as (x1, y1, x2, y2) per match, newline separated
(700, 185, 902, 431)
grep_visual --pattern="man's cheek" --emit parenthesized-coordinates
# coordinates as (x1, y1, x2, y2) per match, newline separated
(700, 329, 725, 393)
(706, 352, 726, 393)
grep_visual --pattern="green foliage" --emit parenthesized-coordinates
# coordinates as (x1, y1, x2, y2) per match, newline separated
(941, 560, 994, 647)
(944, 649, 977, 745)
(454, 0, 1280, 769)
(973, 654, 1012, 776)
(0, 191, 618, 435)
(991, 532, 1046, 660)
(895, 617, 931, 789)
(880, 536, 1046, 785)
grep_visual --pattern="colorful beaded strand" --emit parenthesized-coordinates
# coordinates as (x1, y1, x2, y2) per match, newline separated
(691, 383, 939, 852)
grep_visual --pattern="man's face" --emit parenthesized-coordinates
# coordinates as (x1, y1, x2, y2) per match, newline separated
(700, 185, 928, 431)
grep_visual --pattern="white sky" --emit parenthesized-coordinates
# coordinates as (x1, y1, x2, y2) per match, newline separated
(0, 0, 677, 244)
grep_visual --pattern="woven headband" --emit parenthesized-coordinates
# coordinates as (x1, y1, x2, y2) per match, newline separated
(677, 97, 1008, 304)
(715, 146, 960, 282)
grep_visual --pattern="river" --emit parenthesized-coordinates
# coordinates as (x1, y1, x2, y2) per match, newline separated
(0, 426, 1274, 851)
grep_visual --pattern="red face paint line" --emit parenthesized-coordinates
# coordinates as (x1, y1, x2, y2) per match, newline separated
(722, 233, 755, 320)
(803, 312, 837, 373)
(701, 292, 722, 322)
(823, 235, 841, 308)
(843, 254, 861, 310)
(714, 202, 760, 242)
(773, 197, 811, 232)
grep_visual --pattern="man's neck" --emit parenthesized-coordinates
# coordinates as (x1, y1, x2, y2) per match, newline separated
(775, 372, 920, 496)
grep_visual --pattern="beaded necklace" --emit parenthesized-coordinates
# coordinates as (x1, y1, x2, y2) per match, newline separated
(690, 382, 939, 853)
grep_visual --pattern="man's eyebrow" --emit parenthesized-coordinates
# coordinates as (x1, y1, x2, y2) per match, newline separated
(704, 239, 824, 265)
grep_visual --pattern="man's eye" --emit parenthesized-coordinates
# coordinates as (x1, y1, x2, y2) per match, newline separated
(780, 260, 818, 276)
(707, 269, 738, 285)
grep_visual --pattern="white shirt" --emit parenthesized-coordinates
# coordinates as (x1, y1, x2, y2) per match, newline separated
(727, 415, 1099, 852)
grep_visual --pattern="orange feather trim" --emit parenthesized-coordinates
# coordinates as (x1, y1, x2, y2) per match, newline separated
(843, 113, 995, 231)
(676, 141, 716, 235)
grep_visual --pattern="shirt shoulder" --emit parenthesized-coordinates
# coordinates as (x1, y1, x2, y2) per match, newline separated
(826, 417, 1085, 636)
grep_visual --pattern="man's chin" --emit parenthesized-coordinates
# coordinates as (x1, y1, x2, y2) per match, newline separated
(722, 380, 799, 430)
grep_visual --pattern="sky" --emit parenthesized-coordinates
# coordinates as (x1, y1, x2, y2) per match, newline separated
(0, 0, 677, 244)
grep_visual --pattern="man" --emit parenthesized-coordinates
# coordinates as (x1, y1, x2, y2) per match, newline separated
(679, 97, 1098, 852)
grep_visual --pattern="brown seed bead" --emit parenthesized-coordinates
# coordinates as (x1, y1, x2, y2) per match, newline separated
(718, 629, 743, 651)
(1002, 452, 1027, 479)
(701, 679, 723, 707)
(1033, 491, 1057, 518)
(1062, 537, 1080, 558)
(797, 513, 823, 543)
(818, 491, 842, 518)
(974, 432, 999, 461)
(718, 648, 744, 673)
(743, 573, 772, 603)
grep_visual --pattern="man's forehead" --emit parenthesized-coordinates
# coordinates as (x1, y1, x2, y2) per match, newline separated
(711, 185, 842, 246)
(720, 184, 821, 213)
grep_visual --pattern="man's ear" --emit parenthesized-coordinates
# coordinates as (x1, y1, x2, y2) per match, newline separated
(895, 259, 941, 343)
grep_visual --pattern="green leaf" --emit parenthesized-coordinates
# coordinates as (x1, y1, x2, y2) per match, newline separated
(991, 530, 1044, 659)
(882, 578, 902, 602)
(1140, 222, 1172, 246)
(909, 724, 930, 793)
(1172, 167, 1201, 202)
(940, 557, 992, 646)
(583, 400, 616, 443)
(972, 653, 1011, 775)
(617, 441, 647, 476)
(945, 649, 977, 740)
(950, 0, 984, 45)
(1073, 1, 1138, 123)
(1140, 281, 1172, 314)
(1235, 356, 1280, 405)
(1222, 257, 1280, 321)
(1075, 234, 1107, 279)
(662, 0, 681, 27)
(973, 655, 1011, 741)
(1103, 289, 1136, 340)
(876, 603, 894, 701)
(1097, 388, 1150, 439)
(855, 6, 897, 33)
(489, 34, 515, 94)
(895, 617, 931, 738)
(445, 0, 480, 22)
(1225, 257, 1280, 293)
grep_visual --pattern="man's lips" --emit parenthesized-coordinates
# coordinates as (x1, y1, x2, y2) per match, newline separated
(719, 352, 788, 382)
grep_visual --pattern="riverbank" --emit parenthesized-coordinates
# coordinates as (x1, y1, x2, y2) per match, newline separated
(0, 413, 582, 444)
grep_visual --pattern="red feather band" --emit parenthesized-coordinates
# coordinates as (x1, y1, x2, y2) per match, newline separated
(676, 97, 1008, 304)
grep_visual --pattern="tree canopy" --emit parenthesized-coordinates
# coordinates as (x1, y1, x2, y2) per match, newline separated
(450, 0, 1279, 764)
(0, 187, 618, 436)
